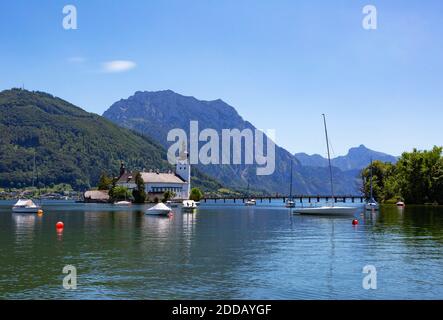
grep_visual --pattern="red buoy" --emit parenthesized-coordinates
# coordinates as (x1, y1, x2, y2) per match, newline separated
(56, 221, 64, 229)
(352, 219, 359, 226)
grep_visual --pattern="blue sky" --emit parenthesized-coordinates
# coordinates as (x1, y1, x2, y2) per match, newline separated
(1, 0, 442, 157)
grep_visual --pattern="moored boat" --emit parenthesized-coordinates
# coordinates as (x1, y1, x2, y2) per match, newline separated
(294, 206, 357, 216)
(285, 160, 295, 208)
(182, 200, 197, 212)
(146, 203, 172, 216)
(285, 200, 295, 208)
(365, 159, 379, 211)
(114, 200, 132, 206)
(12, 199, 41, 214)
(293, 114, 357, 217)
(365, 200, 379, 211)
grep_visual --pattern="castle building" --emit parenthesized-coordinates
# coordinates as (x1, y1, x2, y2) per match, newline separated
(115, 148, 191, 200)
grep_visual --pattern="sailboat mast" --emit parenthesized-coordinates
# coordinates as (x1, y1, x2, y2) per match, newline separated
(32, 151, 36, 188)
(322, 114, 334, 201)
(289, 160, 293, 198)
(370, 159, 373, 200)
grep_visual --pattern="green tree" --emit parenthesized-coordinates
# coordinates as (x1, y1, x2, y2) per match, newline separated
(396, 147, 443, 204)
(361, 161, 397, 202)
(109, 186, 131, 201)
(97, 172, 113, 190)
(189, 187, 203, 201)
(361, 146, 443, 204)
(132, 172, 146, 203)
(162, 190, 176, 202)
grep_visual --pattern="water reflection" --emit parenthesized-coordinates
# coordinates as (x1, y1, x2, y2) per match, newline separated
(1, 201, 443, 299)
(13, 213, 37, 244)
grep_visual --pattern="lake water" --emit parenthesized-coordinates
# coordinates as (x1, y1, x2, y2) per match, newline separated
(0, 200, 442, 299)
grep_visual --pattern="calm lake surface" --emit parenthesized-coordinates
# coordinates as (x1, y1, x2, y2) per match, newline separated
(0, 200, 442, 299)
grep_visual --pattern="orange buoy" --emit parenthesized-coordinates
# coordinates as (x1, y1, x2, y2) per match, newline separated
(352, 219, 359, 226)
(37, 209, 43, 216)
(56, 221, 64, 229)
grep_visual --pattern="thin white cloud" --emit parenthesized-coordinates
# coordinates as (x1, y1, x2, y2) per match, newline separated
(102, 60, 136, 73)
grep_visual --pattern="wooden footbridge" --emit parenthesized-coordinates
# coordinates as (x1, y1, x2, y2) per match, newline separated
(202, 195, 366, 204)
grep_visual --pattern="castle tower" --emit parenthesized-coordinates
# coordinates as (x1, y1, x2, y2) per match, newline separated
(175, 141, 191, 199)
(119, 161, 126, 177)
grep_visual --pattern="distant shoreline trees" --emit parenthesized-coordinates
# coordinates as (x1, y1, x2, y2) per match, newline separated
(362, 146, 443, 204)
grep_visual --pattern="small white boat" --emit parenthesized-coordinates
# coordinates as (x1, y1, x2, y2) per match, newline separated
(182, 200, 197, 212)
(365, 200, 379, 211)
(114, 200, 132, 206)
(285, 161, 295, 208)
(365, 160, 379, 211)
(12, 199, 41, 214)
(146, 203, 172, 216)
(285, 200, 295, 208)
(396, 201, 405, 207)
(294, 206, 357, 216)
(245, 199, 256, 206)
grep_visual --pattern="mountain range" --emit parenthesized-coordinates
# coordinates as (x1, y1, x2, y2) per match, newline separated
(0, 89, 221, 192)
(103, 90, 398, 195)
(0, 88, 398, 195)
(295, 145, 398, 171)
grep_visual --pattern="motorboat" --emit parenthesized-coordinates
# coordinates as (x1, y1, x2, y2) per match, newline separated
(285, 160, 295, 208)
(396, 201, 405, 207)
(365, 200, 379, 211)
(294, 206, 357, 216)
(114, 200, 132, 206)
(244, 182, 256, 206)
(182, 200, 197, 212)
(146, 203, 172, 216)
(285, 199, 295, 208)
(12, 199, 41, 214)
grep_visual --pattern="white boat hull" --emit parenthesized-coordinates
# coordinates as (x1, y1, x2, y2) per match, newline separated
(293, 206, 357, 216)
(145, 209, 171, 216)
(146, 203, 172, 216)
(365, 203, 379, 211)
(12, 207, 41, 214)
(285, 201, 295, 208)
(114, 201, 131, 206)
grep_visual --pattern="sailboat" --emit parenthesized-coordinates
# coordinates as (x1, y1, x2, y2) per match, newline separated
(13, 151, 42, 214)
(293, 114, 357, 216)
(245, 182, 256, 206)
(285, 160, 295, 208)
(365, 159, 379, 211)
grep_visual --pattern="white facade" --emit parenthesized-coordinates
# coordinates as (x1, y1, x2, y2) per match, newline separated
(175, 149, 191, 199)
